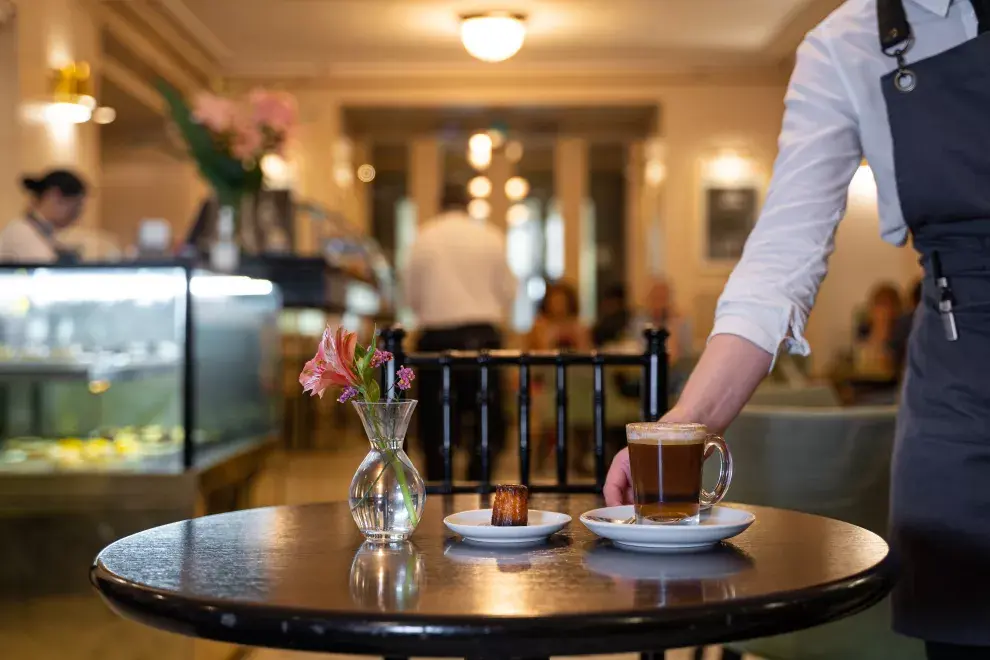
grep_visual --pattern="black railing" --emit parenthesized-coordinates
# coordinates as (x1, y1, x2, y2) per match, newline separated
(380, 326, 670, 495)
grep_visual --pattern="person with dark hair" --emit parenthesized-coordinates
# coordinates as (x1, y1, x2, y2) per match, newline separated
(0, 169, 87, 263)
(527, 281, 591, 351)
(403, 181, 516, 483)
(592, 283, 630, 347)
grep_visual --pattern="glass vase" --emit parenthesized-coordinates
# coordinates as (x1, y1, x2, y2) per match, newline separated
(350, 400, 426, 543)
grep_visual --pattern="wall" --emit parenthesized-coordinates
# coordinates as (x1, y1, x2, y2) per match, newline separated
(806, 166, 921, 373)
(100, 145, 206, 248)
(0, 14, 20, 226)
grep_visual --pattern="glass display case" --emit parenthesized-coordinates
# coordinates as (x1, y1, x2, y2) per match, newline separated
(0, 264, 281, 474)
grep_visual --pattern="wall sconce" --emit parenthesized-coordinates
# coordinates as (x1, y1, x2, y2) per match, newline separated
(45, 62, 115, 125)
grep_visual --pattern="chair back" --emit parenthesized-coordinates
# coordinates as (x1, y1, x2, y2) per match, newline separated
(380, 327, 670, 495)
(718, 404, 925, 660)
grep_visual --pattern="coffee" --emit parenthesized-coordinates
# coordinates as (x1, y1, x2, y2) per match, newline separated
(629, 433, 705, 523)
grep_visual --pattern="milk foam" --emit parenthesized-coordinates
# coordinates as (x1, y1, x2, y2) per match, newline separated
(626, 422, 706, 444)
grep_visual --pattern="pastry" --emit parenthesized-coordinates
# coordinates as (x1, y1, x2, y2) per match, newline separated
(491, 484, 529, 526)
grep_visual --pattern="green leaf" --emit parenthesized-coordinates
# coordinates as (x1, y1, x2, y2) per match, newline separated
(355, 344, 368, 361)
(364, 379, 381, 403)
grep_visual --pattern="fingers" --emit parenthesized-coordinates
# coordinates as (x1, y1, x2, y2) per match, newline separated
(603, 447, 632, 506)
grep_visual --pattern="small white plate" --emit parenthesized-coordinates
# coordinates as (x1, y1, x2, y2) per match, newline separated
(580, 505, 755, 553)
(443, 509, 571, 546)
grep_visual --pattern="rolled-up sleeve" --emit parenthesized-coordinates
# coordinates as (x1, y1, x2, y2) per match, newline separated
(710, 25, 862, 368)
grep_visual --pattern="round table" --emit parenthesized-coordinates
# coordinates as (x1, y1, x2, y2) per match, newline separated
(91, 494, 894, 658)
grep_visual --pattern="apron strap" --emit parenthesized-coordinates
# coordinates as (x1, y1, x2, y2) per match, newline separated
(878, 0, 912, 54)
(973, 0, 990, 34)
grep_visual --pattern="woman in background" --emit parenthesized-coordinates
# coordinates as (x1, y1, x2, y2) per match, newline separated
(0, 170, 87, 263)
(527, 281, 592, 351)
(854, 282, 904, 378)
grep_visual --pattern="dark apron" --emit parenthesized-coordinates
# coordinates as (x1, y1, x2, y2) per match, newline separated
(879, 0, 990, 645)
(26, 213, 79, 264)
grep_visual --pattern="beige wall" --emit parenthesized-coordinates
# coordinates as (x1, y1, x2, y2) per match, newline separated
(100, 145, 206, 247)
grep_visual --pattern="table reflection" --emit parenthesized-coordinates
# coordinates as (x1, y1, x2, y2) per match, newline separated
(349, 542, 423, 611)
(443, 536, 571, 573)
(584, 542, 754, 606)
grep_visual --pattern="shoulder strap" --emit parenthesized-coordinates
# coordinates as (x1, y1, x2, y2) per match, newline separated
(878, 0, 912, 53)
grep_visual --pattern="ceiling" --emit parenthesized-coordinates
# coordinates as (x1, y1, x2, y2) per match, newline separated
(161, 0, 841, 77)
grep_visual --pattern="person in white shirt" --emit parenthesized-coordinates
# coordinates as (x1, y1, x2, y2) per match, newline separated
(0, 170, 87, 263)
(605, 1, 990, 656)
(403, 184, 516, 483)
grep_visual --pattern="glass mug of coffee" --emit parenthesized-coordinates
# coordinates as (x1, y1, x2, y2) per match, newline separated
(626, 422, 733, 524)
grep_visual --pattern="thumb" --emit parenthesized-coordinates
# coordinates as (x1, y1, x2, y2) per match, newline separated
(603, 448, 632, 506)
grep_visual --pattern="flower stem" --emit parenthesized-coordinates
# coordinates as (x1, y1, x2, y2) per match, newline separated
(360, 409, 418, 528)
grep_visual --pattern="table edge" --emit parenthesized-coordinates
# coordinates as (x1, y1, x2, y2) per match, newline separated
(90, 549, 896, 656)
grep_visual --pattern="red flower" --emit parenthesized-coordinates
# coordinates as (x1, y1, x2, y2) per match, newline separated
(299, 326, 359, 397)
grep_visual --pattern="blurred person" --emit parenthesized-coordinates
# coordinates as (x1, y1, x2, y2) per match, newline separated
(605, 2, 990, 656)
(593, 283, 631, 347)
(403, 184, 516, 483)
(891, 278, 924, 371)
(634, 278, 692, 361)
(0, 170, 87, 263)
(853, 281, 904, 377)
(527, 281, 592, 351)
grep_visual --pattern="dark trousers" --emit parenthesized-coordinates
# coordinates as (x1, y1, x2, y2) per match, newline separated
(415, 324, 505, 483)
(927, 643, 990, 660)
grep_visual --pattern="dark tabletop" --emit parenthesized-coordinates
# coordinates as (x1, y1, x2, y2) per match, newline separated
(91, 495, 894, 657)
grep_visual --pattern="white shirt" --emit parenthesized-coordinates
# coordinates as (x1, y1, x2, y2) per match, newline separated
(0, 216, 57, 263)
(713, 0, 978, 362)
(403, 210, 516, 329)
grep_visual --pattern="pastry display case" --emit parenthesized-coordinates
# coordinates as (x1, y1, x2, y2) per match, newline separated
(0, 264, 281, 475)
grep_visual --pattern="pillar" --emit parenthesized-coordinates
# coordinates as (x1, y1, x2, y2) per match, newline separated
(553, 137, 591, 318)
(488, 147, 510, 232)
(408, 136, 441, 227)
(624, 141, 647, 310)
(291, 91, 342, 255)
(3, 0, 102, 228)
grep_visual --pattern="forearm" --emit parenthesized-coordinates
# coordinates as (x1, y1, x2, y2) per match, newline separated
(663, 334, 772, 432)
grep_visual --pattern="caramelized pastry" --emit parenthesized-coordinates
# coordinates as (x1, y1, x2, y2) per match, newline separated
(491, 484, 529, 526)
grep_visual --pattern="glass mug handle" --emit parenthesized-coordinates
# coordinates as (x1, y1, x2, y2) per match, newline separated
(700, 434, 733, 509)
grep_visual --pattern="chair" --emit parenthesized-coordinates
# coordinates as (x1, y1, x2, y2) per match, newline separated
(710, 405, 925, 660)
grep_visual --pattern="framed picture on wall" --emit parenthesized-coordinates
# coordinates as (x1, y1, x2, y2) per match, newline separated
(704, 186, 758, 262)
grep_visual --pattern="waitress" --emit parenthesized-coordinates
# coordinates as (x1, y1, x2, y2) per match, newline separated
(0, 169, 86, 263)
(605, 0, 990, 657)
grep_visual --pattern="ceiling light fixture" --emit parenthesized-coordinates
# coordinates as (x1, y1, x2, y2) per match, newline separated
(460, 12, 527, 63)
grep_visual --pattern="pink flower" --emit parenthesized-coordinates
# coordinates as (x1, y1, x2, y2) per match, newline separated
(396, 366, 415, 391)
(370, 349, 393, 369)
(299, 326, 360, 398)
(230, 114, 264, 162)
(250, 89, 297, 135)
(337, 386, 359, 403)
(191, 93, 237, 133)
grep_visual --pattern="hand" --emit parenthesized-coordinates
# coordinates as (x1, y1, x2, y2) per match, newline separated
(603, 447, 632, 506)
(603, 406, 700, 507)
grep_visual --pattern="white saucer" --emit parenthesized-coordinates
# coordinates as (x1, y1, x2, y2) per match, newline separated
(580, 505, 755, 553)
(443, 509, 571, 546)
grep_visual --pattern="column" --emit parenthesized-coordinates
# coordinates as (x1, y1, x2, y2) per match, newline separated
(488, 147, 510, 232)
(350, 139, 371, 234)
(624, 141, 647, 310)
(291, 91, 342, 255)
(408, 136, 441, 227)
(553, 137, 590, 317)
(5, 0, 102, 228)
